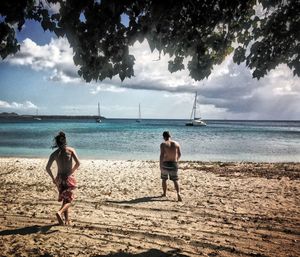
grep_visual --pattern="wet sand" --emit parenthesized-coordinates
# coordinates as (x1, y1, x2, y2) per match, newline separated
(0, 158, 299, 257)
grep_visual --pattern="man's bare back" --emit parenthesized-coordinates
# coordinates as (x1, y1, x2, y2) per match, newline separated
(160, 140, 181, 162)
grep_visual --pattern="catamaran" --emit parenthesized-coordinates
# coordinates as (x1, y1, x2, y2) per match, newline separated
(136, 103, 141, 122)
(96, 102, 101, 123)
(185, 92, 207, 126)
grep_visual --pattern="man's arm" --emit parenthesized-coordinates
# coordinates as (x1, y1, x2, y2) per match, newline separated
(71, 148, 80, 174)
(177, 143, 181, 161)
(46, 153, 56, 184)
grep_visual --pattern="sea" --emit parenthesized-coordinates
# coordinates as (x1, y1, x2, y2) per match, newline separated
(0, 119, 299, 162)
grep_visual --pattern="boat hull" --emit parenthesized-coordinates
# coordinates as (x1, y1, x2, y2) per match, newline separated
(185, 119, 207, 126)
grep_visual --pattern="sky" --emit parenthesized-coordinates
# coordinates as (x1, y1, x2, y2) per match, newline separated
(0, 15, 300, 120)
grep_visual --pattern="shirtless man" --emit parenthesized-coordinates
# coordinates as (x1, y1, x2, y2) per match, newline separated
(46, 131, 80, 225)
(160, 131, 182, 201)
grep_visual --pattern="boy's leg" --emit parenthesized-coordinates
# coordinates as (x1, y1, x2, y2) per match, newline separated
(59, 202, 71, 214)
(56, 202, 65, 225)
(64, 208, 71, 225)
(56, 202, 71, 225)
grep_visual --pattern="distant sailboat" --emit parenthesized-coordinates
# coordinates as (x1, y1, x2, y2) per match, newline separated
(185, 92, 207, 126)
(96, 102, 101, 123)
(136, 103, 141, 122)
(34, 108, 42, 121)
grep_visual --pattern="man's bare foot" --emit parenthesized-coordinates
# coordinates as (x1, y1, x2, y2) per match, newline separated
(161, 193, 166, 197)
(177, 194, 182, 202)
(56, 212, 64, 225)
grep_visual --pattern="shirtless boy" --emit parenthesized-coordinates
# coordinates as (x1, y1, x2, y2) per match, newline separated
(46, 131, 80, 225)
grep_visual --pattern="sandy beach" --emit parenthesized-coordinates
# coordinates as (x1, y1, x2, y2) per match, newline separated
(0, 158, 299, 257)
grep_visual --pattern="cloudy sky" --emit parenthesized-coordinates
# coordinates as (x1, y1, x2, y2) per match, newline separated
(0, 18, 299, 120)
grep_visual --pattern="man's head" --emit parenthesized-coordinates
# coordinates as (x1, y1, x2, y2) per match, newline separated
(163, 131, 171, 141)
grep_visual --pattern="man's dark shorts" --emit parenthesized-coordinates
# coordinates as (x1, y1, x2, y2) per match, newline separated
(161, 161, 179, 181)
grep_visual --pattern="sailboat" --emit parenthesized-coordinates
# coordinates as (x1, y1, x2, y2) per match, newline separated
(185, 92, 207, 126)
(96, 102, 101, 123)
(136, 103, 141, 122)
(34, 108, 42, 121)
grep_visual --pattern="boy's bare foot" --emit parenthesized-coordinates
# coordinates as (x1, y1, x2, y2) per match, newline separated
(56, 212, 64, 225)
(177, 194, 182, 202)
(65, 219, 72, 226)
(161, 193, 166, 197)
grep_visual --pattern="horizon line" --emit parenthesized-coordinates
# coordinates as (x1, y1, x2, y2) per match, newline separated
(0, 114, 299, 122)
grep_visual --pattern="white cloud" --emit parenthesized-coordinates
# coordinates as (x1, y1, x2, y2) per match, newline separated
(163, 92, 192, 104)
(49, 69, 80, 83)
(0, 100, 11, 108)
(0, 100, 37, 109)
(126, 41, 201, 90)
(7, 37, 78, 83)
(90, 84, 126, 94)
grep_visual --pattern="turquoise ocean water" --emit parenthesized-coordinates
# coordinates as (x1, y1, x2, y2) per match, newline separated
(0, 119, 299, 162)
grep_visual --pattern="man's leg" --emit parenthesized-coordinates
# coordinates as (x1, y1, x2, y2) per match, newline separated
(173, 180, 182, 201)
(161, 169, 168, 196)
(162, 179, 167, 196)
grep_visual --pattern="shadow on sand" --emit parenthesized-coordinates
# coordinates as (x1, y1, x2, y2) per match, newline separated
(105, 195, 170, 204)
(0, 224, 58, 236)
(21, 249, 190, 257)
(91, 249, 190, 257)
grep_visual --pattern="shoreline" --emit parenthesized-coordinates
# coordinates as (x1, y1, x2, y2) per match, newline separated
(1, 155, 300, 163)
(1, 158, 299, 256)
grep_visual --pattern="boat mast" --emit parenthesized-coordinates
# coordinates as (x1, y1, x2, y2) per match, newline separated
(139, 103, 141, 120)
(194, 92, 198, 120)
(98, 102, 100, 118)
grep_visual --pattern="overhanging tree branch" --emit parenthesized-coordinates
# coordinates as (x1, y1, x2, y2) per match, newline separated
(0, 0, 299, 82)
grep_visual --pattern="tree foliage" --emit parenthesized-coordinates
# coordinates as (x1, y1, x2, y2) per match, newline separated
(0, 0, 299, 82)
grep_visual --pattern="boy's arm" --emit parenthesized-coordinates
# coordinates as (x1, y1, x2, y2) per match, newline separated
(71, 149, 80, 174)
(46, 153, 56, 184)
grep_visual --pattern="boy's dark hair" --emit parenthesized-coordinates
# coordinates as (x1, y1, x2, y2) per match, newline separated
(163, 131, 171, 140)
(52, 131, 67, 148)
